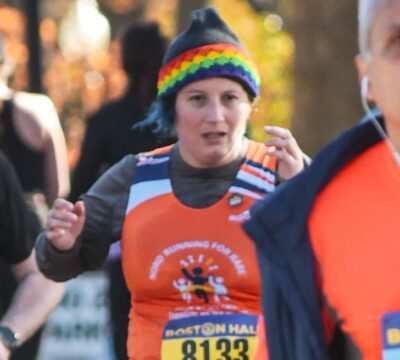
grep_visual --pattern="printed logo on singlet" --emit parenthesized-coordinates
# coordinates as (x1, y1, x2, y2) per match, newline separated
(228, 193, 244, 207)
(149, 241, 250, 309)
(173, 265, 229, 304)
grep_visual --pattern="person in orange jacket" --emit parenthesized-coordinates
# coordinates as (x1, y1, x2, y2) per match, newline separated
(245, 0, 400, 358)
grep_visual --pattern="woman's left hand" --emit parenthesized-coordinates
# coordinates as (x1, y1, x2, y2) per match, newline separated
(264, 125, 306, 181)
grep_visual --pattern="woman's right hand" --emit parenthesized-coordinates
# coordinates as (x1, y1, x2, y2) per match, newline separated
(46, 198, 85, 251)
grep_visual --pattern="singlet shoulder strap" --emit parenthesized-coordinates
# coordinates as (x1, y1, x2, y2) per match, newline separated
(231, 140, 277, 197)
(125, 146, 174, 214)
(141, 144, 174, 157)
(134, 145, 173, 184)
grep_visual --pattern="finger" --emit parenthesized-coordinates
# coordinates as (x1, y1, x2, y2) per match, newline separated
(264, 126, 292, 139)
(47, 208, 78, 223)
(46, 228, 66, 240)
(53, 198, 74, 211)
(264, 126, 301, 156)
(281, 139, 302, 159)
(264, 138, 291, 149)
(267, 148, 293, 162)
(74, 200, 85, 218)
(266, 139, 303, 160)
(46, 229, 76, 251)
(46, 209, 78, 231)
(46, 217, 74, 230)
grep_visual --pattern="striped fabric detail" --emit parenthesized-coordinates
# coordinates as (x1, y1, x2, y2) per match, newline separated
(242, 159, 275, 184)
(126, 143, 275, 214)
(135, 154, 170, 183)
(157, 43, 260, 98)
(126, 153, 172, 214)
(231, 159, 276, 197)
(126, 179, 172, 214)
(236, 170, 275, 194)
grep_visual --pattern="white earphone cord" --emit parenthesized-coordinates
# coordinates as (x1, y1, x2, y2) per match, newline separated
(360, 92, 400, 166)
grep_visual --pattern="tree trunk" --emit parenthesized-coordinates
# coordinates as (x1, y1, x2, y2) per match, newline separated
(287, 0, 361, 155)
(23, 0, 43, 93)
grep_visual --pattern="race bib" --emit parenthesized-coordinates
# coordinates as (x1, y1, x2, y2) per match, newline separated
(161, 314, 258, 360)
(382, 311, 400, 360)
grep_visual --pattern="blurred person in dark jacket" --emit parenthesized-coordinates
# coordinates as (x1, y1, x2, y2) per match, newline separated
(0, 151, 64, 360)
(68, 21, 175, 360)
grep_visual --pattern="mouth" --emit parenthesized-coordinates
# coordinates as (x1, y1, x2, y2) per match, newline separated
(202, 131, 226, 141)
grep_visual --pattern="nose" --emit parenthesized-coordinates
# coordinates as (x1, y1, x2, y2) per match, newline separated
(206, 101, 225, 123)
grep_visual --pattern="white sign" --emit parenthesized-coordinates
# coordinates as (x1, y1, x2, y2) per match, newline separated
(38, 271, 114, 360)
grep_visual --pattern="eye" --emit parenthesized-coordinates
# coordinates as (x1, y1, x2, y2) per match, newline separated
(388, 32, 400, 46)
(394, 33, 400, 46)
(188, 94, 206, 104)
(383, 28, 400, 58)
(222, 93, 238, 102)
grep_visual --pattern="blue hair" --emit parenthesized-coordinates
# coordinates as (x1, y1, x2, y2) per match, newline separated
(133, 96, 176, 140)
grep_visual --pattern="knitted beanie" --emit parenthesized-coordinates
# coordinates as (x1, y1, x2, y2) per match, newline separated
(157, 7, 260, 99)
(136, 7, 260, 138)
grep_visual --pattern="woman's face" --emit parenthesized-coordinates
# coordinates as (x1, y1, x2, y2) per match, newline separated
(174, 77, 253, 168)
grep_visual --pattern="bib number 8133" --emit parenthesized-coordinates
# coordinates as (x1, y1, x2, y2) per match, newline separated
(181, 338, 249, 360)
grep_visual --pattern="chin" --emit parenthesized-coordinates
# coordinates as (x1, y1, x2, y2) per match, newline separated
(202, 150, 232, 167)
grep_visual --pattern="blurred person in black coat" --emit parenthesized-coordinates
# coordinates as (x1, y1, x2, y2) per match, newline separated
(68, 21, 175, 360)
(0, 151, 64, 360)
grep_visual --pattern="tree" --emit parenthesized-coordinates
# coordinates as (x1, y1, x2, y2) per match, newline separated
(282, 0, 361, 155)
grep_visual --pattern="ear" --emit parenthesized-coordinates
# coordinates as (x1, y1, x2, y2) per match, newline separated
(250, 97, 259, 116)
(355, 54, 374, 101)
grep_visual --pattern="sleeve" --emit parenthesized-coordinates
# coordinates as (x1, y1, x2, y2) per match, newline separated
(36, 154, 137, 281)
(0, 153, 41, 264)
(68, 112, 108, 202)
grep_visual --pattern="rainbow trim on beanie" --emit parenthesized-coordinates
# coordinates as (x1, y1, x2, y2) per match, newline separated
(157, 43, 261, 98)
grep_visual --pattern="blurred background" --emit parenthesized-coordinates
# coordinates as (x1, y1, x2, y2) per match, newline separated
(2, 0, 361, 160)
(0, 0, 361, 359)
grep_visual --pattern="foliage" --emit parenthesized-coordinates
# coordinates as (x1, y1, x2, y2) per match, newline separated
(212, 0, 294, 141)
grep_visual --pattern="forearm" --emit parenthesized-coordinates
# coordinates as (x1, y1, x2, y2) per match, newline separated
(44, 96, 71, 202)
(44, 141, 70, 205)
(0, 271, 64, 344)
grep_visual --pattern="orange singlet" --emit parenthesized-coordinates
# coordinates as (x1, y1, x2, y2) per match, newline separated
(121, 141, 276, 359)
(309, 141, 400, 360)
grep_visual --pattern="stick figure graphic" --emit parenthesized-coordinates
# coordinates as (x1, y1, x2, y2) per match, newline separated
(182, 267, 210, 303)
(173, 278, 192, 303)
(208, 275, 229, 302)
